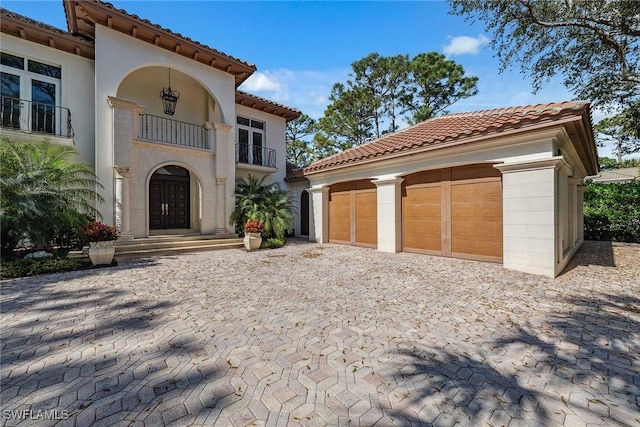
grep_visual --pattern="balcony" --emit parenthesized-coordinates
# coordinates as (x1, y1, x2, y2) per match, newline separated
(235, 143, 277, 172)
(139, 114, 209, 150)
(0, 96, 74, 138)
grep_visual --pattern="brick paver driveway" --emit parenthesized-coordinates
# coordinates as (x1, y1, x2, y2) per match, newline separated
(1, 240, 639, 426)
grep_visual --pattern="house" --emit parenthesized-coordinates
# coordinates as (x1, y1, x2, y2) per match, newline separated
(302, 102, 599, 278)
(0, 1, 300, 241)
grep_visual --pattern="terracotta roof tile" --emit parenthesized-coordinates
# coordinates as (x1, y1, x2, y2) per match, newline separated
(304, 101, 590, 174)
(79, 1, 255, 69)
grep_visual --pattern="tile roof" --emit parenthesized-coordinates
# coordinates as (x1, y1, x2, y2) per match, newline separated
(95, 1, 255, 69)
(236, 91, 301, 121)
(304, 101, 591, 174)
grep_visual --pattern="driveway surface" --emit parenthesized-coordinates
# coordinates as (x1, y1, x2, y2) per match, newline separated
(1, 240, 639, 426)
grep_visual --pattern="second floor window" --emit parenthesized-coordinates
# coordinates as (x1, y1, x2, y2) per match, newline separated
(1, 52, 62, 134)
(237, 116, 265, 165)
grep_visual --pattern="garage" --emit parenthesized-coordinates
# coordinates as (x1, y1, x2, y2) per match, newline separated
(402, 164, 502, 262)
(328, 180, 377, 248)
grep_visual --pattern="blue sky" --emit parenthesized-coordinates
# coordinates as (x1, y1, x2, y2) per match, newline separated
(3, 1, 620, 157)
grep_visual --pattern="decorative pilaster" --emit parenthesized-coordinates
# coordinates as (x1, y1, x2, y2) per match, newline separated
(308, 186, 329, 243)
(114, 166, 133, 241)
(215, 176, 227, 234)
(372, 177, 404, 253)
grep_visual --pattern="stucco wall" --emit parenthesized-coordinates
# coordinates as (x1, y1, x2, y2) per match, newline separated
(1, 34, 95, 166)
(94, 24, 236, 224)
(306, 129, 589, 278)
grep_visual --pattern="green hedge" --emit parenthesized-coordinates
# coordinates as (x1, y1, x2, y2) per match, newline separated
(583, 181, 640, 242)
(1, 257, 83, 279)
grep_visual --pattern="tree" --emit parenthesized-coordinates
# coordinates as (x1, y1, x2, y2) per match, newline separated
(405, 52, 479, 123)
(286, 114, 316, 168)
(316, 83, 375, 151)
(0, 138, 103, 256)
(595, 111, 640, 163)
(448, 0, 640, 109)
(317, 52, 478, 152)
(230, 175, 297, 239)
(349, 53, 410, 137)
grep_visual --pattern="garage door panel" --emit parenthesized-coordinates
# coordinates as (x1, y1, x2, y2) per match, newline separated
(452, 239, 502, 259)
(403, 186, 441, 252)
(329, 192, 351, 242)
(451, 180, 502, 261)
(355, 191, 377, 246)
(402, 166, 502, 262)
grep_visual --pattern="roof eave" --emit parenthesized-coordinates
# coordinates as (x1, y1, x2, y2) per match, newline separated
(63, 0, 256, 86)
(1, 7, 94, 60)
(303, 116, 592, 177)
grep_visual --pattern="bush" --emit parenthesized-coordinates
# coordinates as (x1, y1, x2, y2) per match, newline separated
(583, 181, 640, 242)
(0, 138, 103, 257)
(261, 237, 286, 249)
(1, 256, 84, 279)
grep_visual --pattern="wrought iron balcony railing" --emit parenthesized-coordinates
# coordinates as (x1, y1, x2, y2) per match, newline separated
(139, 114, 209, 150)
(235, 143, 277, 168)
(0, 96, 74, 138)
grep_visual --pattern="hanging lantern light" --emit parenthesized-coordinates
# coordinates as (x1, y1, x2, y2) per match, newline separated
(160, 68, 180, 115)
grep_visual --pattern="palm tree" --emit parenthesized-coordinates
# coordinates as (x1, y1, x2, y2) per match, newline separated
(230, 175, 297, 239)
(0, 137, 104, 256)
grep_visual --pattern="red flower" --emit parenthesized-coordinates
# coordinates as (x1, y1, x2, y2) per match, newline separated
(80, 221, 119, 243)
(244, 220, 264, 234)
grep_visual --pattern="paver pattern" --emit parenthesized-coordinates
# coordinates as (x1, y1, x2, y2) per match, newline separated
(1, 240, 639, 427)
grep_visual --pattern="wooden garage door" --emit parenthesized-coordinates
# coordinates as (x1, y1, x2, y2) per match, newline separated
(329, 192, 351, 243)
(355, 191, 377, 246)
(403, 185, 442, 254)
(402, 165, 502, 262)
(328, 180, 377, 248)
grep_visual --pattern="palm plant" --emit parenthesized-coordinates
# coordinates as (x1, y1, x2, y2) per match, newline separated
(230, 175, 297, 239)
(0, 137, 104, 257)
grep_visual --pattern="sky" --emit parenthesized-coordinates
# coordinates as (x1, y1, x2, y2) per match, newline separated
(2, 0, 622, 158)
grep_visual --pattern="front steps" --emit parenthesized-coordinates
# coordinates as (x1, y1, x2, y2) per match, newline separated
(69, 234, 244, 260)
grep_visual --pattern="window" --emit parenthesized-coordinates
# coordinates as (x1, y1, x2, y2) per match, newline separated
(237, 116, 265, 165)
(0, 52, 62, 135)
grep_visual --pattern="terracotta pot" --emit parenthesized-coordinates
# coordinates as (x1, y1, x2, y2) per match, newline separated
(243, 233, 262, 251)
(88, 241, 115, 265)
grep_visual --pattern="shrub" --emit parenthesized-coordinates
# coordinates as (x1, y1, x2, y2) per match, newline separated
(1, 256, 83, 279)
(231, 175, 297, 238)
(583, 181, 640, 242)
(261, 237, 286, 249)
(244, 220, 265, 234)
(0, 138, 103, 257)
(80, 221, 119, 244)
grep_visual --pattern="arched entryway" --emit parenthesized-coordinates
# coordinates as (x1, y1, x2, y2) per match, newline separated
(300, 190, 309, 236)
(149, 165, 190, 230)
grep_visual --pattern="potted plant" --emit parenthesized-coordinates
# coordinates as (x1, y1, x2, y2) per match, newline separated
(80, 221, 119, 265)
(243, 220, 264, 251)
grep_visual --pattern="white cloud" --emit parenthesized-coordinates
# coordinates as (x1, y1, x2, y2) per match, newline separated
(241, 71, 284, 93)
(443, 34, 490, 56)
(238, 68, 349, 119)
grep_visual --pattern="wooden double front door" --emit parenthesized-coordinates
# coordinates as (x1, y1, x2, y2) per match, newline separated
(149, 166, 190, 230)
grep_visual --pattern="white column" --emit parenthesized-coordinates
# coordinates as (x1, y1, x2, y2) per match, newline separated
(215, 177, 227, 234)
(213, 122, 234, 233)
(114, 166, 133, 241)
(372, 177, 404, 253)
(495, 156, 571, 278)
(308, 186, 329, 243)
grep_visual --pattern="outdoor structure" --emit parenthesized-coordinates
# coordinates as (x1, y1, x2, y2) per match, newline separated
(303, 102, 599, 277)
(0, 1, 300, 240)
(587, 167, 639, 184)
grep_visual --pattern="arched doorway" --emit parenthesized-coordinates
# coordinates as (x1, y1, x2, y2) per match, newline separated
(300, 190, 309, 236)
(149, 165, 190, 230)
